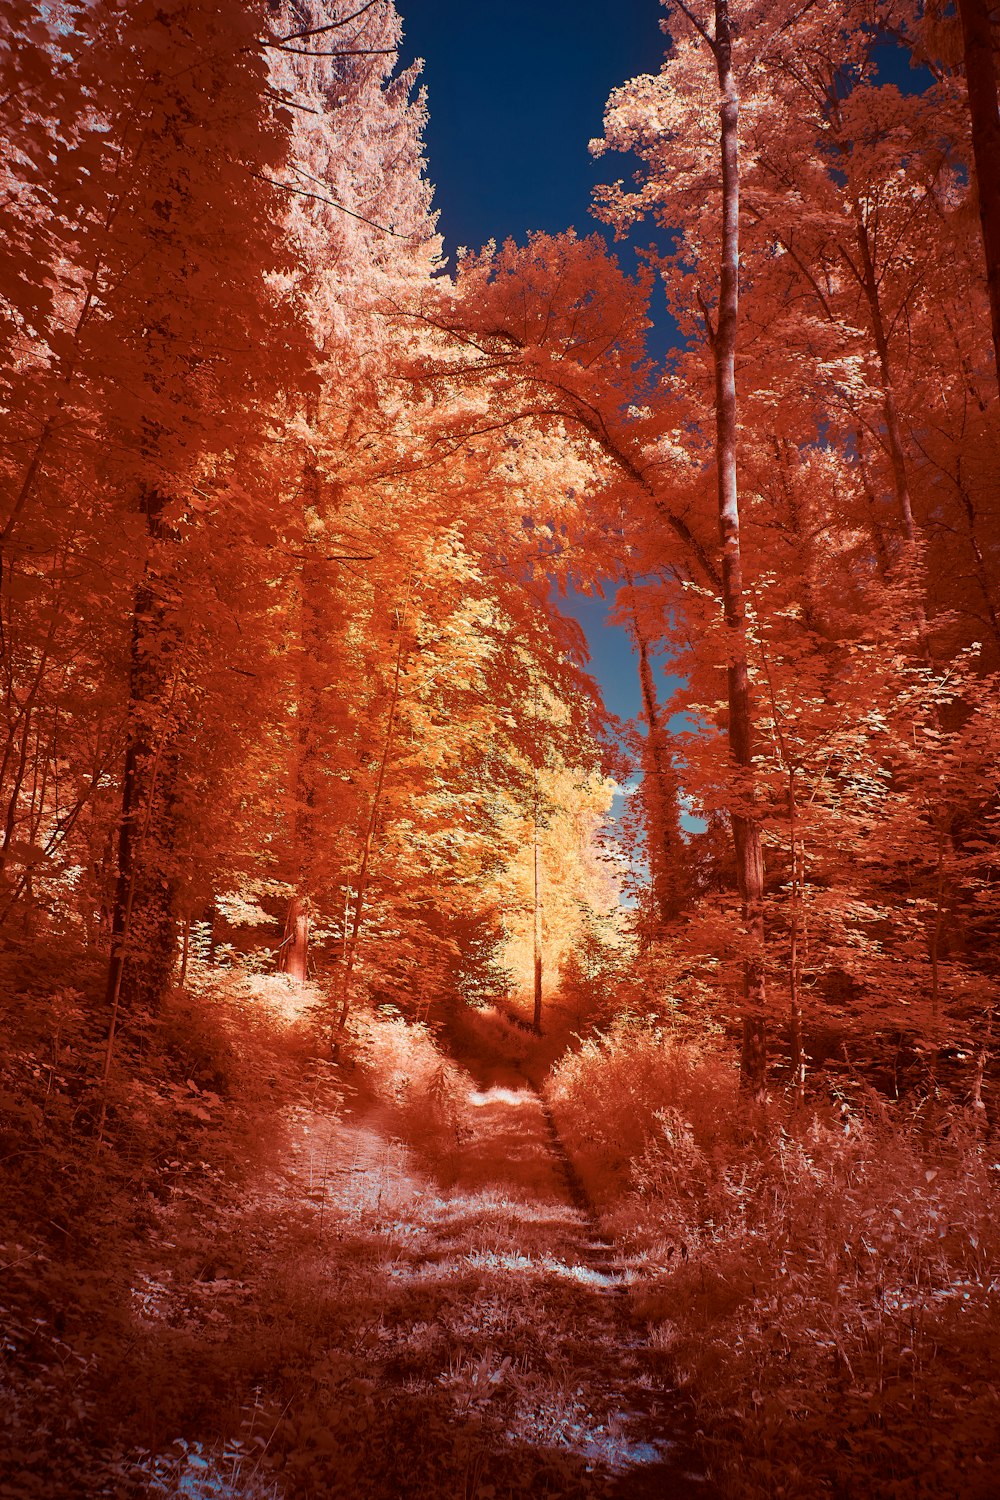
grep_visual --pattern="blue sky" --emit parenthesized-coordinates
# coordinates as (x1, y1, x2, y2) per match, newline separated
(398, 0, 674, 728)
(398, 1, 667, 268)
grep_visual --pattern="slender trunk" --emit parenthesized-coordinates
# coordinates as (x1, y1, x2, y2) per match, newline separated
(341, 885, 350, 967)
(758, 633, 806, 1099)
(335, 587, 410, 1040)
(854, 428, 893, 579)
(281, 446, 324, 982)
(0, 562, 67, 880)
(924, 825, 949, 1109)
(957, 0, 1000, 395)
(708, 1, 767, 1093)
(105, 676, 142, 1008)
(971, 1007, 991, 1118)
(631, 602, 686, 932)
(954, 467, 1000, 648)
(532, 793, 543, 1034)
(787, 768, 805, 1099)
(929, 826, 947, 1027)
(849, 211, 943, 806)
(179, 917, 190, 987)
(202, 902, 218, 964)
(852, 210, 918, 544)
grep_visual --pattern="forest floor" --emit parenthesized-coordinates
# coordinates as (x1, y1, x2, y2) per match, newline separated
(0, 974, 713, 1500)
(6, 967, 999, 1498)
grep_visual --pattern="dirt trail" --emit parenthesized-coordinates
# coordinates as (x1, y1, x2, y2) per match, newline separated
(104, 1043, 714, 1499)
(268, 1053, 715, 1498)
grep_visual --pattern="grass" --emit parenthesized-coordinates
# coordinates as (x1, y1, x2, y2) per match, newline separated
(546, 1014, 1000, 1498)
(0, 967, 705, 1498)
(6, 945, 995, 1498)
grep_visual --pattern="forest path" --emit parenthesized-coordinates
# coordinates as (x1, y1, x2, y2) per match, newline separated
(252, 1050, 714, 1499)
(109, 1038, 714, 1499)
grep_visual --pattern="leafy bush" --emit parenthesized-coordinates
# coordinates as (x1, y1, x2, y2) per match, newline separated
(350, 1009, 469, 1162)
(0, 960, 341, 1497)
(157, 987, 241, 1095)
(547, 1017, 1000, 1497)
(548, 1013, 739, 1207)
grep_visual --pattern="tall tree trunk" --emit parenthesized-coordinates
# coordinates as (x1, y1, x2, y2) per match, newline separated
(279, 894, 311, 983)
(854, 428, 893, 579)
(105, 490, 180, 1016)
(532, 790, 543, 1034)
(851, 209, 919, 544)
(281, 445, 324, 983)
(787, 768, 805, 1099)
(706, 0, 768, 1093)
(957, 0, 1000, 395)
(954, 467, 1000, 649)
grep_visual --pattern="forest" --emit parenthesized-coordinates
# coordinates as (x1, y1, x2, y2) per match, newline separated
(1, 0, 999, 1495)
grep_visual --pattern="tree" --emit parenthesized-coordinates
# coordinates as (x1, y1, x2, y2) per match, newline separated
(0, 1, 311, 1018)
(264, 0, 439, 986)
(955, 0, 1000, 391)
(595, 0, 767, 1087)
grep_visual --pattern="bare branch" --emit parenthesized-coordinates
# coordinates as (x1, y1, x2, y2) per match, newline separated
(265, 44, 395, 58)
(265, 87, 321, 115)
(276, 0, 385, 44)
(254, 172, 417, 240)
(695, 285, 717, 346)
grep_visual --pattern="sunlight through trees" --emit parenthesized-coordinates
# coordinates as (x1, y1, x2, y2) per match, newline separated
(1, 2, 999, 1496)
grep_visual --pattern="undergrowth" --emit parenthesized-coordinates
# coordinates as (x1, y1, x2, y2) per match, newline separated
(347, 1008, 470, 1168)
(9, 950, 995, 1499)
(547, 1014, 1000, 1497)
(0, 958, 337, 1498)
(2, 968, 647, 1498)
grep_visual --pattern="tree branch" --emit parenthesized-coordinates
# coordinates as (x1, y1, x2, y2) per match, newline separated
(276, 0, 385, 44)
(696, 285, 718, 346)
(265, 44, 395, 58)
(673, 0, 717, 52)
(254, 172, 417, 240)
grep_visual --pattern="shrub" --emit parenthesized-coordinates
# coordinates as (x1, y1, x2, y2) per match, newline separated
(351, 1009, 469, 1162)
(547, 1015, 1000, 1496)
(547, 1014, 739, 1208)
(157, 987, 241, 1095)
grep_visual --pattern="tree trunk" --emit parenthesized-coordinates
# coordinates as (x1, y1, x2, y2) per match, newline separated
(957, 0, 1000, 395)
(634, 623, 686, 932)
(852, 209, 918, 544)
(279, 894, 311, 983)
(854, 428, 893, 579)
(104, 490, 180, 1016)
(281, 446, 324, 982)
(709, 1, 767, 1094)
(532, 800, 543, 1034)
(787, 769, 805, 1099)
(179, 917, 191, 987)
(954, 469, 1000, 650)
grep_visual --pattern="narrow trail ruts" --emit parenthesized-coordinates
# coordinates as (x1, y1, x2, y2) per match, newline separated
(510, 1061, 713, 1497)
(252, 1043, 717, 1496)
(404, 1039, 715, 1496)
